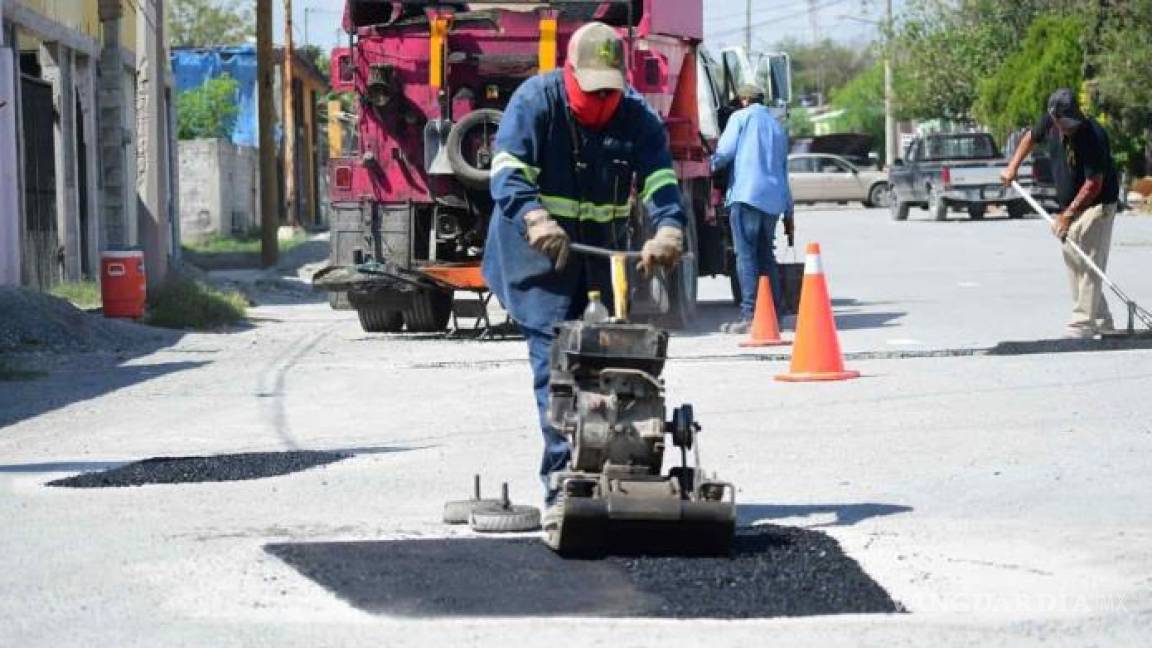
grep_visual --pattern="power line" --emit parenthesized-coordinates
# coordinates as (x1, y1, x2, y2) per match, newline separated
(707, 0, 853, 39)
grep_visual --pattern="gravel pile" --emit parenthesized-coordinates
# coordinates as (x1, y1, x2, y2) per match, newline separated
(267, 525, 903, 618)
(0, 287, 174, 353)
(47, 451, 350, 488)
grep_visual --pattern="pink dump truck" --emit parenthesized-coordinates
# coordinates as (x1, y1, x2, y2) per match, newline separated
(317, 1, 786, 332)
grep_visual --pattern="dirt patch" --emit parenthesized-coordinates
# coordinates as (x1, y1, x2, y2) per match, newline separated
(267, 525, 903, 618)
(47, 451, 349, 488)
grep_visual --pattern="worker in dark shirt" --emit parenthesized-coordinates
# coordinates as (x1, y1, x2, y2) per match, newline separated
(1003, 88, 1120, 338)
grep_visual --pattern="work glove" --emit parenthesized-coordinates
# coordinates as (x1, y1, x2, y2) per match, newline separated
(637, 226, 684, 276)
(783, 211, 796, 247)
(524, 208, 570, 270)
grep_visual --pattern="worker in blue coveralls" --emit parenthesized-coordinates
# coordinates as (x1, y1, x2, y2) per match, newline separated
(482, 22, 686, 517)
(711, 83, 794, 334)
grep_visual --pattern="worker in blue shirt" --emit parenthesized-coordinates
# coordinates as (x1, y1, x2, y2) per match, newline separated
(482, 23, 686, 512)
(711, 84, 794, 334)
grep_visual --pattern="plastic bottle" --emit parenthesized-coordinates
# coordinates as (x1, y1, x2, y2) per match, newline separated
(582, 290, 610, 323)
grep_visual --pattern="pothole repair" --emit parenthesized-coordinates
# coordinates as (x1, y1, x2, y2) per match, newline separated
(46, 451, 349, 488)
(266, 525, 903, 618)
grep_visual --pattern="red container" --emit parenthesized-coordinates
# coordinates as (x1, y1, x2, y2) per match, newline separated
(101, 250, 146, 319)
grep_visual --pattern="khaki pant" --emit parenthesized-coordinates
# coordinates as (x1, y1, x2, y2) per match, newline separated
(1063, 202, 1117, 331)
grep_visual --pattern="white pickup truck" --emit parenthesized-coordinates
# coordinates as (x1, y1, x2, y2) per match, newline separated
(888, 132, 1033, 221)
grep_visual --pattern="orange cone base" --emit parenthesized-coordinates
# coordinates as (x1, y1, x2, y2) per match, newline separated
(775, 369, 861, 382)
(739, 338, 791, 348)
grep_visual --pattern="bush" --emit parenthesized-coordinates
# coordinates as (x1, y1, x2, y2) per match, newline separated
(177, 74, 240, 141)
(146, 276, 248, 330)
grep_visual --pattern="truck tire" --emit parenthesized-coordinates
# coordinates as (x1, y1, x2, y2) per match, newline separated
(357, 304, 404, 333)
(968, 205, 986, 220)
(446, 108, 503, 190)
(889, 188, 910, 221)
(1007, 200, 1030, 219)
(469, 505, 541, 533)
(929, 186, 948, 221)
(404, 289, 452, 332)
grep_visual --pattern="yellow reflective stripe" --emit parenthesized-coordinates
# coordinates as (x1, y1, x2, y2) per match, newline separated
(640, 168, 678, 202)
(540, 194, 631, 223)
(492, 152, 540, 183)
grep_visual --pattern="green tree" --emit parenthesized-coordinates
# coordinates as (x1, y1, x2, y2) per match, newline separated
(972, 14, 1085, 143)
(170, 0, 254, 48)
(786, 107, 814, 138)
(892, 0, 1084, 121)
(176, 74, 241, 140)
(828, 61, 886, 158)
(1090, 0, 1152, 175)
(772, 37, 875, 101)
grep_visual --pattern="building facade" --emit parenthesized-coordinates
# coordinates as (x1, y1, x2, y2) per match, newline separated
(0, 0, 177, 290)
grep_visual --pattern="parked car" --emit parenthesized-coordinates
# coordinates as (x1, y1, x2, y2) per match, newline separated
(888, 132, 1032, 221)
(788, 153, 891, 208)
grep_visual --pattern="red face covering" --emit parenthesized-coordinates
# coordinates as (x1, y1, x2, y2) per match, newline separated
(564, 65, 622, 131)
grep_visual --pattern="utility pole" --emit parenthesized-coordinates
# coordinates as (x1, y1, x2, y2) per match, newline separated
(884, 0, 896, 166)
(745, 0, 752, 52)
(283, 0, 298, 228)
(257, 0, 278, 266)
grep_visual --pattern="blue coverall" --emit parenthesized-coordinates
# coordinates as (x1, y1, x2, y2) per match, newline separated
(482, 71, 685, 498)
(711, 103, 793, 320)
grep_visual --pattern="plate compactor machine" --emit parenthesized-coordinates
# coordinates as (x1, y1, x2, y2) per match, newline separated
(542, 245, 736, 557)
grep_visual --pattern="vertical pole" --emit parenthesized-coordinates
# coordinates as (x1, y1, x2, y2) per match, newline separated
(884, 0, 895, 166)
(283, 0, 298, 228)
(745, 0, 752, 52)
(257, 0, 278, 266)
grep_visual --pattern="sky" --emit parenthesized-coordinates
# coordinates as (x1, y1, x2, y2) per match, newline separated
(274, 0, 897, 52)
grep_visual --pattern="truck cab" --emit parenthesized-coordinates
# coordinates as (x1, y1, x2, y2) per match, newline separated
(888, 132, 1033, 222)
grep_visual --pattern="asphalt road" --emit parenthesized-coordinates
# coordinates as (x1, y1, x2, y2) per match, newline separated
(3, 205, 1152, 645)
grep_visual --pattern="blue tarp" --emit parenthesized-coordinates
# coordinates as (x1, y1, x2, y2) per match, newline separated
(171, 47, 260, 147)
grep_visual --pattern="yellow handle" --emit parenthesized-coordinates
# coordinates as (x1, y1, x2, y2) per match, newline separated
(430, 16, 451, 89)
(538, 16, 558, 73)
(610, 253, 628, 321)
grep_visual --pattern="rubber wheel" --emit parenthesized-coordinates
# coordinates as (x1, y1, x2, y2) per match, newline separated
(446, 108, 503, 190)
(929, 186, 948, 221)
(867, 183, 891, 208)
(968, 205, 986, 220)
(357, 303, 404, 332)
(404, 290, 452, 332)
(889, 189, 910, 221)
(1007, 200, 1030, 219)
(469, 505, 541, 533)
(443, 498, 504, 524)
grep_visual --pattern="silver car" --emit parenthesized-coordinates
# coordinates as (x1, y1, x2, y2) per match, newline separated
(788, 153, 891, 208)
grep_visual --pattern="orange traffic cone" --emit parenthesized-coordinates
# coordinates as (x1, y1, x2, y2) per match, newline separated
(739, 276, 790, 347)
(776, 243, 859, 382)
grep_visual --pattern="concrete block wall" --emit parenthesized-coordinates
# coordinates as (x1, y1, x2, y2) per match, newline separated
(178, 138, 257, 242)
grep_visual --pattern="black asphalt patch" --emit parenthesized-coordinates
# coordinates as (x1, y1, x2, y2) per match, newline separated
(266, 525, 902, 618)
(46, 451, 349, 488)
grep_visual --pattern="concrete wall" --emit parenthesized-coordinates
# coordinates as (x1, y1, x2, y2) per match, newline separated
(178, 138, 257, 243)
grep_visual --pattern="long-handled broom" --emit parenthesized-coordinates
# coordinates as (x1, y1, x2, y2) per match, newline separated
(1012, 180, 1152, 336)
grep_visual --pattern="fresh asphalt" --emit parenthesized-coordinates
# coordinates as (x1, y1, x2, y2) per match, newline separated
(2, 205, 1152, 645)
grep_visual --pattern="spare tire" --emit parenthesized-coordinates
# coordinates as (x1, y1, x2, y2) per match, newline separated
(446, 108, 503, 190)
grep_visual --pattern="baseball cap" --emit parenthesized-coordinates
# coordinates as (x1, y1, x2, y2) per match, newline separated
(567, 22, 626, 92)
(1047, 88, 1084, 127)
(737, 83, 765, 102)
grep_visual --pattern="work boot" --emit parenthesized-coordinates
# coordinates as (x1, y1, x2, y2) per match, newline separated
(722, 319, 752, 335)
